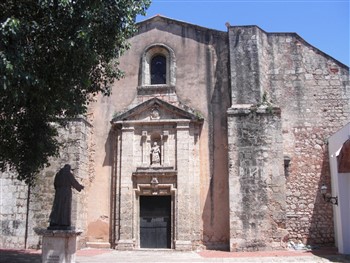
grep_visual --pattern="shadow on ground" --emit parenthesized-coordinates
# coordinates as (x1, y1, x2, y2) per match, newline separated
(1, 248, 350, 263)
(311, 252, 350, 263)
(0, 249, 41, 263)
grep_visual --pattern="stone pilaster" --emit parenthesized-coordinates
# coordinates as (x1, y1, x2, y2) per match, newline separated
(175, 121, 192, 250)
(69, 118, 93, 247)
(228, 26, 264, 105)
(116, 125, 135, 250)
(228, 105, 287, 251)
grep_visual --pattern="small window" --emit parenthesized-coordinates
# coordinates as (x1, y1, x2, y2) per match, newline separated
(140, 44, 176, 86)
(151, 55, 166, 84)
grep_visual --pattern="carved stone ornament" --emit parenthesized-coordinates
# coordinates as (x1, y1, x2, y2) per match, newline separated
(150, 107, 160, 120)
(151, 177, 159, 195)
(150, 177, 159, 185)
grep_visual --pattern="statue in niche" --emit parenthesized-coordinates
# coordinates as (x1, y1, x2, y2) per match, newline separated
(48, 164, 84, 230)
(150, 142, 161, 165)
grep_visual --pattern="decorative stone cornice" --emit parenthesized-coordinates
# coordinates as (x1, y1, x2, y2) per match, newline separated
(34, 228, 83, 237)
(137, 85, 176, 95)
(227, 104, 281, 116)
(133, 166, 176, 176)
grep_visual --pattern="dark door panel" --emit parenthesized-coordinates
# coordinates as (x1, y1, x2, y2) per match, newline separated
(140, 196, 171, 248)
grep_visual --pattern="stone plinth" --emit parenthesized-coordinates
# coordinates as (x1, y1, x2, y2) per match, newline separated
(36, 229, 82, 263)
(116, 239, 134, 250)
(175, 240, 192, 251)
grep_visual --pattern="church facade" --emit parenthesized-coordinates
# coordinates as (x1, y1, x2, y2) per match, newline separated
(1, 16, 349, 252)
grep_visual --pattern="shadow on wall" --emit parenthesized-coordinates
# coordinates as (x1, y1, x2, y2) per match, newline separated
(103, 129, 115, 168)
(102, 128, 117, 248)
(307, 148, 335, 246)
(201, 45, 230, 250)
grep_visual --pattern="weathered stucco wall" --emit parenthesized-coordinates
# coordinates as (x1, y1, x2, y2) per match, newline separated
(86, 16, 231, 248)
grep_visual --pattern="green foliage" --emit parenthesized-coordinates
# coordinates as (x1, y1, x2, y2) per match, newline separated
(0, 0, 150, 184)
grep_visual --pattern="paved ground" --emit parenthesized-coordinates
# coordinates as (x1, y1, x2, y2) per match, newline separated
(1, 248, 349, 263)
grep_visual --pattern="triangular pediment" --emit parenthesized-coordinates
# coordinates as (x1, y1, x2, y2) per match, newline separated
(111, 98, 203, 123)
(137, 15, 226, 35)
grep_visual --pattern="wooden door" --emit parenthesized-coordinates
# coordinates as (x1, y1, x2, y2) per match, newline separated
(140, 196, 171, 248)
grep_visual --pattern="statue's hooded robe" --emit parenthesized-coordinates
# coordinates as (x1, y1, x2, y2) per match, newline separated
(49, 164, 84, 228)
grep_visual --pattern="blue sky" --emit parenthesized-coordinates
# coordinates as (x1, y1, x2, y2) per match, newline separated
(137, 0, 349, 67)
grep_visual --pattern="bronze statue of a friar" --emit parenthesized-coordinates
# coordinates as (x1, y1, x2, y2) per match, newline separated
(48, 164, 84, 230)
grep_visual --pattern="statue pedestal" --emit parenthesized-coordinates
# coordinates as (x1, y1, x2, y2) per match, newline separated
(36, 229, 82, 263)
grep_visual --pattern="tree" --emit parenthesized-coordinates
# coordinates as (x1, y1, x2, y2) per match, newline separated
(0, 0, 150, 184)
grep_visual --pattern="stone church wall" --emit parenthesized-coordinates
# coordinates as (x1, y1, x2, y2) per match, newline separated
(228, 106, 287, 251)
(0, 118, 93, 249)
(228, 24, 349, 249)
(265, 32, 349, 245)
(1, 16, 349, 251)
(0, 169, 29, 248)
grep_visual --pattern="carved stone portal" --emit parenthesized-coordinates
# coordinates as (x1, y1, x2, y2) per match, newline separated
(111, 98, 203, 250)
